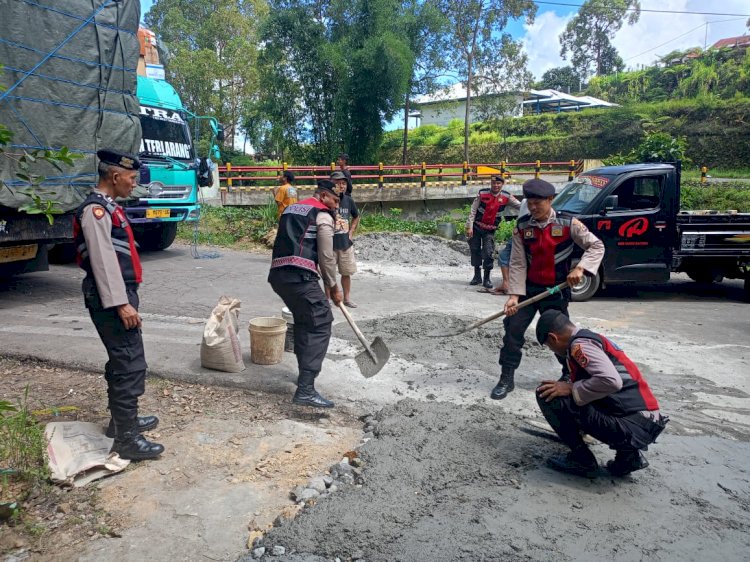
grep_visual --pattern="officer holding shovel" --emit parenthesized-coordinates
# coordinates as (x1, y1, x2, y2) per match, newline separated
(491, 179, 604, 401)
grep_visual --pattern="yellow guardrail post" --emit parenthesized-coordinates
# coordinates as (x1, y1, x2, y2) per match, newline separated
(701, 166, 708, 184)
(421, 161, 427, 188)
(226, 162, 232, 191)
(568, 159, 575, 181)
(462, 161, 468, 186)
(378, 162, 384, 188)
(330, 162, 335, 173)
(500, 160, 506, 179)
(535, 160, 541, 180)
(438, 166, 443, 181)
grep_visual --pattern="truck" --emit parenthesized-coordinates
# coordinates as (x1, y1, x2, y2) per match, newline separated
(0, 3, 219, 275)
(553, 163, 750, 301)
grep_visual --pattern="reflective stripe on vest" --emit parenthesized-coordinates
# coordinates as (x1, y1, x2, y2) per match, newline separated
(517, 216, 573, 286)
(474, 189, 510, 231)
(270, 197, 331, 273)
(73, 192, 143, 284)
(569, 329, 660, 415)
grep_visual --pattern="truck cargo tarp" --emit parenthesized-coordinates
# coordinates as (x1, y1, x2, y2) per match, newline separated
(0, 0, 141, 212)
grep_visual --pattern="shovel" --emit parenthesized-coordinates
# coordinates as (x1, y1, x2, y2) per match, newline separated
(337, 303, 390, 378)
(428, 281, 569, 337)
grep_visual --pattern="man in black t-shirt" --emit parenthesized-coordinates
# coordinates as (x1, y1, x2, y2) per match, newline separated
(325, 171, 360, 307)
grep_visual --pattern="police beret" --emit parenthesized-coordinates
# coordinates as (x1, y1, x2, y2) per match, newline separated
(97, 148, 141, 170)
(523, 178, 555, 199)
(316, 179, 339, 197)
(330, 171, 347, 181)
(535, 309, 570, 344)
(491, 175, 505, 182)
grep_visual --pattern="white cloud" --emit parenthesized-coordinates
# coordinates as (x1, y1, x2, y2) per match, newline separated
(521, 10, 574, 79)
(521, 1, 749, 78)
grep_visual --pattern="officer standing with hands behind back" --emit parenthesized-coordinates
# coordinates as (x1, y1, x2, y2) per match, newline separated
(74, 149, 163, 460)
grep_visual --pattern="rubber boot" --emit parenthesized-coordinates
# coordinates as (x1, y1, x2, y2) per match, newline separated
(469, 267, 482, 285)
(606, 450, 649, 476)
(105, 415, 159, 439)
(547, 445, 599, 478)
(490, 368, 515, 400)
(292, 370, 334, 408)
(110, 416, 165, 461)
(482, 268, 493, 289)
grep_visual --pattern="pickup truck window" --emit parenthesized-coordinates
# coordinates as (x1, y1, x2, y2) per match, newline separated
(553, 177, 609, 214)
(608, 176, 663, 211)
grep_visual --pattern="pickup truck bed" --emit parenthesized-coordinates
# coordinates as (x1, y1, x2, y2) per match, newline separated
(677, 212, 750, 256)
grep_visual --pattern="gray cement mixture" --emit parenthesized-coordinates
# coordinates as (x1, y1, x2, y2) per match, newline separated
(354, 233, 469, 265)
(249, 399, 750, 562)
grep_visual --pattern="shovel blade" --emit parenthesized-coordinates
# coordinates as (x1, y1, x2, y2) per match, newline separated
(354, 336, 390, 378)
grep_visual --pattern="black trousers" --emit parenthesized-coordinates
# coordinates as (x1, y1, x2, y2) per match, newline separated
(83, 278, 147, 426)
(499, 284, 570, 371)
(536, 393, 667, 453)
(468, 226, 495, 270)
(269, 273, 333, 375)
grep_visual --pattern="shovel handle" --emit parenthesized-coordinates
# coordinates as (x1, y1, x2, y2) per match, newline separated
(337, 302, 378, 362)
(461, 281, 570, 332)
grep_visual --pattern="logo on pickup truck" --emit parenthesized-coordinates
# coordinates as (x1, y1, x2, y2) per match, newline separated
(618, 217, 649, 238)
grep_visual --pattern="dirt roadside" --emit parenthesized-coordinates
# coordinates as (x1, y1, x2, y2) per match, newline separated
(0, 357, 363, 562)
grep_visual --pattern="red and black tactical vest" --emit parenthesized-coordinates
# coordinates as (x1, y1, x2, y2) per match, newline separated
(517, 214, 574, 286)
(73, 192, 143, 284)
(474, 188, 511, 231)
(271, 197, 332, 274)
(568, 329, 660, 416)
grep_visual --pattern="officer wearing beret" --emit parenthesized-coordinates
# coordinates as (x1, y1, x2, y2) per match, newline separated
(73, 149, 163, 460)
(535, 310, 668, 477)
(268, 180, 342, 408)
(490, 178, 605, 401)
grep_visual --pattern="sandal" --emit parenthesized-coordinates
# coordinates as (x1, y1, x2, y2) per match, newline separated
(344, 300, 358, 308)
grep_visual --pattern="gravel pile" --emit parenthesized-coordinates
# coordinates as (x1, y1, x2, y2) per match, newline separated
(353, 233, 469, 266)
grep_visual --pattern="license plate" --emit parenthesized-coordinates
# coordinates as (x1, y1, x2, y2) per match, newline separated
(0, 244, 38, 264)
(145, 208, 170, 219)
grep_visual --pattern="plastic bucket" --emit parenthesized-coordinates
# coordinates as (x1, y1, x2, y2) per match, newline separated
(436, 222, 456, 240)
(281, 307, 294, 352)
(248, 317, 287, 365)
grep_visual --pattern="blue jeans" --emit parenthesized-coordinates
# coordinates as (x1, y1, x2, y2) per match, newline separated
(498, 238, 512, 267)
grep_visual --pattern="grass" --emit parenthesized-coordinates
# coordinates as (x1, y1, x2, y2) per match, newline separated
(177, 198, 278, 248)
(682, 168, 750, 181)
(0, 388, 49, 485)
(680, 181, 750, 212)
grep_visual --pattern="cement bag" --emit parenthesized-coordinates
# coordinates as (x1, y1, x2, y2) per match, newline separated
(201, 296, 246, 372)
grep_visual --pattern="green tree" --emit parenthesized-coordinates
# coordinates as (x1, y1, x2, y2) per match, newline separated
(538, 65, 584, 92)
(560, 0, 640, 78)
(144, 0, 267, 148)
(436, 0, 536, 163)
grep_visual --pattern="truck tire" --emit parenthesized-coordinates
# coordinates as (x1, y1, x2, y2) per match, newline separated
(686, 268, 723, 284)
(744, 277, 750, 303)
(134, 223, 178, 251)
(570, 270, 601, 302)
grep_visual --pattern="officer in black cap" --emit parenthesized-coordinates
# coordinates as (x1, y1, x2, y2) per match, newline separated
(73, 149, 164, 460)
(268, 179, 342, 408)
(490, 178, 605, 401)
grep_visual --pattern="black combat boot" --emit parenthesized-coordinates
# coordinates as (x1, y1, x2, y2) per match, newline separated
(490, 368, 515, 400)
(110, 417, 165, 461)
(482, 268, 493, 289)
(547, 445, 599, 478)
(292, 370, 334, 408)
(606, 450, 649, 476)
(469, 267, 482, 285)
(105, 415, 159, 438)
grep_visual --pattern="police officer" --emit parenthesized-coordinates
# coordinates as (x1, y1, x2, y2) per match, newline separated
(535, 310, 668, 477)
(74, 149, 163, 460)
(466, 175, 521, 289)
(492, 178, 604, 400)
(268, 180, 342, 408)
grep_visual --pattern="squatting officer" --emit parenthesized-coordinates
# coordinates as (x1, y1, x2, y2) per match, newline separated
(491, 178, 604, 401)
(74, 149, 163, 460)
(268, 180, 342, 408)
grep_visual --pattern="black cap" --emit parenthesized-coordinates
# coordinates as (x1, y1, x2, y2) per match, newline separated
(491, 175, 505, 182)
(523, 178, 555, 199)
(535, 309, 570, 345)
(330, 171, 347, 181)
(316, 179, 339, 198)
(97, 148, 140, 170)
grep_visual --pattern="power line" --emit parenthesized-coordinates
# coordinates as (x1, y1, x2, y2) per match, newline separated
(534, 1, 750, 18)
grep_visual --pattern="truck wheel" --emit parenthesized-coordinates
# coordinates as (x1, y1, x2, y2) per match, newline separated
(570, 270, 601, 302)
(744, 277, 750, 302)
(134, 223, 178, 251)
(686, 268, 723, 284)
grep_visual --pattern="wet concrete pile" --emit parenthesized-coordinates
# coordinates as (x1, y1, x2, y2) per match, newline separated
(354, 233, 468, 265)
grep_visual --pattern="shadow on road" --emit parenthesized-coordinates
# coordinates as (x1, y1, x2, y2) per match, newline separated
(594, 279, 747, 304)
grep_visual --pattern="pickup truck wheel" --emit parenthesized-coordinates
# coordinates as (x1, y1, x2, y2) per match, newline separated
(744, 277, 750, 302)
(134, 223, 178, 251)
(570, 270, 601, 302)
(686, 268, 723, 284)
